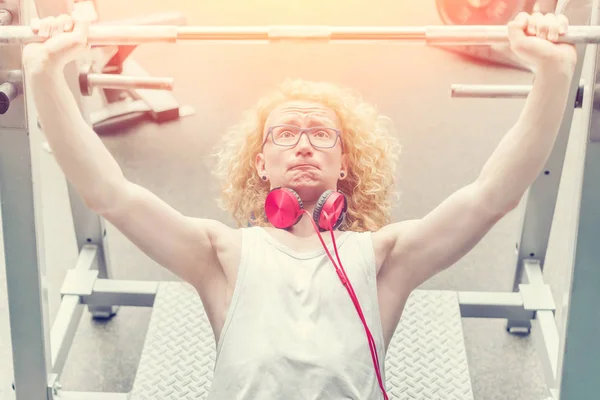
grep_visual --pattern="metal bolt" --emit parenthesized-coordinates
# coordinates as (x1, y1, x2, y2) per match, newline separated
(52, 381, 62, 395)
(0, 9, 13, 26)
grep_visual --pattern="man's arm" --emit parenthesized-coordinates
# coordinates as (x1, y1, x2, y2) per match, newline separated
(25, 55, 228, 290)
(378, 32, 576, 291)
(474, 65, 574, 213)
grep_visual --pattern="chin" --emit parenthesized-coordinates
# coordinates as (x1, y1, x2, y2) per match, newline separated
(288, 183, 330, 202)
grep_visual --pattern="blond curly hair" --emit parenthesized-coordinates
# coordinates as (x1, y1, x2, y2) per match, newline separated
(210, 79, 402, 232)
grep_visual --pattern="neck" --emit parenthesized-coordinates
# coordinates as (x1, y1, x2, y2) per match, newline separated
(285, 204, 335, 238)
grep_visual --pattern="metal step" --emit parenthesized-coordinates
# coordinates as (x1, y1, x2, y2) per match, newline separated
(129, 282, 473, 399)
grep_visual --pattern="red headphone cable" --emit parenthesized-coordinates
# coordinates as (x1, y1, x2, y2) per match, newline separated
(302, 209, 389, 400)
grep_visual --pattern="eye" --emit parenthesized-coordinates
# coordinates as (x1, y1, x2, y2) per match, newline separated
(272, 127, 293, 137)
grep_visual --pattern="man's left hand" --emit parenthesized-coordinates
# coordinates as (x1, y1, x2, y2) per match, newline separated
(508, 12, 578, 70)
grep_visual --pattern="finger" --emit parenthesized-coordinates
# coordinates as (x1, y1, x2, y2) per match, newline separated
(71, 18, 90, 41)
(49, 15, 67, 36)
(30, 17, 41, 33)
(38, 16, 54, 37)
(513, 12, 530, 28)
(533, 13, 548, 38)
(55, 14, 74, 32)
(64, 18, 74, 32)
(43, 33, 86, 56)
(544, 14, 560, 41)
(508, 12, 529, 41)
(45, 18, 89, 56)
(527, 13, 539, 35)
(557, 14, 569, 35)
(48, 16, 64, 37)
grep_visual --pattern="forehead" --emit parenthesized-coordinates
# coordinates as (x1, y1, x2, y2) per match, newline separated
(266, 100, 340, 127)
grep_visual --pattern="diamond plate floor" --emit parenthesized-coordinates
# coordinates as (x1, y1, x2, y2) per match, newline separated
(386, 291, 473, 400)
(129, 283, 216, 400)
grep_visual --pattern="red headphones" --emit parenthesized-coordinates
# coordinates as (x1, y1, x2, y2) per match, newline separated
(264, 187, 348, 232)
(262, 187, 389, 399)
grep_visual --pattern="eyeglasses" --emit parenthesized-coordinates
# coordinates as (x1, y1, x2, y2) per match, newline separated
(263, 125, 342, 150)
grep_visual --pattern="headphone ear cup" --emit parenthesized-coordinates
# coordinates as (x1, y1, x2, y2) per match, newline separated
(313, 190, 329, 230)
(264, 187, 304, 229)
(314, 190, 347, 231)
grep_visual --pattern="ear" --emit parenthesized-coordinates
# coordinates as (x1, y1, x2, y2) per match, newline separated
(255, 152, 266, 177)
(340, 153, 349, 177)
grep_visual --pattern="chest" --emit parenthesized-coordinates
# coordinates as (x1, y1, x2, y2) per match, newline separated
(221, 263, 382, 370)
(262, 228, 346, 253)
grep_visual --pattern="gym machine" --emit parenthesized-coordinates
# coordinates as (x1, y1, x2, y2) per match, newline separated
(80, 8, 196, 133)
(1, 0, 599, 399)
(15, 0, 193, 133)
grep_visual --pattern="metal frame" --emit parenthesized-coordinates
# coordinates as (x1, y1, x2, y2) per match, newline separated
(505, 0, 595, 336)
(0, 0, 598, 399)
(556, 1, 600, 396)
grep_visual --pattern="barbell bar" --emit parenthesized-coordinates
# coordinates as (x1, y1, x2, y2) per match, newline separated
(0, 72, 174, 114)
(1, 24, 600, 46)
(451, 84, 533, 98)
(450, 83, 587, 108)
(450, 83, 584, 98)
(80, 73, 174, 95)
(0, 82, 17, 114)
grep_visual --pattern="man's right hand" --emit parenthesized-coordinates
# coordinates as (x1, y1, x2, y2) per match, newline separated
(22, 13, 90, 75)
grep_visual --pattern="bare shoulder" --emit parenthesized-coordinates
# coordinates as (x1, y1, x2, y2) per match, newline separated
(203, 219, 243, 285)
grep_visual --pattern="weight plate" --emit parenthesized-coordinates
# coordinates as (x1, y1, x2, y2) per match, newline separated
(436, 0, 536, 25)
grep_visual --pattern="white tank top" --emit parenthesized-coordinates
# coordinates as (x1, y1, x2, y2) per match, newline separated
(207, 226, 387, 399)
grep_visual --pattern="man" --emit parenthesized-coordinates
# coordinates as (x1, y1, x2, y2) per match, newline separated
(23, 11, 576, 399)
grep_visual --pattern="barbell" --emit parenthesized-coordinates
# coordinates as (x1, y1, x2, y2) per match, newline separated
(450, 82, 588, 108)
(450, 83, 584, 98)
(0, 72, 173, 114)
(0, 24, 600, 45)
(79, 72, 173, 95)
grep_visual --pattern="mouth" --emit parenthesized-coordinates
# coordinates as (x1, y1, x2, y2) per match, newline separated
(290, 164, 319, 170)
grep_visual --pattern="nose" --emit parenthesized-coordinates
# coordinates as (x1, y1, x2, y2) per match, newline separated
(294, 132, 314, 153)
